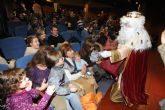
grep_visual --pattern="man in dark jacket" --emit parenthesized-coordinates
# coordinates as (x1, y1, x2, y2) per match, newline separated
(48, 25, 65, 47)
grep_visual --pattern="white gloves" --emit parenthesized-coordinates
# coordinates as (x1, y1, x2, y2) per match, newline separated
(99, 51, 111, 58)
(46, 85, 56, 96)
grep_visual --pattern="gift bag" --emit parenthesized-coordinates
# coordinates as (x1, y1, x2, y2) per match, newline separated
(71, 76, 98, 96)
(100, 58, 124, 77)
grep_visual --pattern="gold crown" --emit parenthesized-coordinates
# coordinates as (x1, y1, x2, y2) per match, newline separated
(126, 11, 142, 18)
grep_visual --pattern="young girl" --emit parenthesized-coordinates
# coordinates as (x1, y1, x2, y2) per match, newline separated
(0, 68, 55, 110)
(24, 35, 40, 56)
(26, 46, 53, 91)
(36, 28, 47, 46)
(26, 46, 58, 110)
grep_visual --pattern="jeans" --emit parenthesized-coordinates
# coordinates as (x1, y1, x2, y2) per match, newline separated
(49, 105, 54, 110)
(65, 93, 83, 110)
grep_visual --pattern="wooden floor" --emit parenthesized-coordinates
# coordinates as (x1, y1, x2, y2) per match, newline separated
(98, 49, 165, 110)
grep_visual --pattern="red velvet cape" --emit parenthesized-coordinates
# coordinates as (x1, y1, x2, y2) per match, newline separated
(121, 50, 149, 105)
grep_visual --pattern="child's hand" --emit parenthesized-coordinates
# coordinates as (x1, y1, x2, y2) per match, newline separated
(46, 85, 56, 96)
(40, 79, 48, 91)
(68, 84, 75, 88)
(81, 65, 87, 75)
(69, 84, 77, 93)
(25, 80, 32, 91)
(96, 60, 102, 64)
(70, 87, 77, 93)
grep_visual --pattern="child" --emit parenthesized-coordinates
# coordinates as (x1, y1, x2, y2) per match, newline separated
(24, 35, 40, 56)
(74, 52, 96, 76)
(90, 43, 102, 63)
(0, 68, 55, 110)
(26, 46, 53, 91)
(90, 43, 109, 82)
(47, 50, 83, 110)
(27, 46, 68, 110)
(74, 52, 88, 72)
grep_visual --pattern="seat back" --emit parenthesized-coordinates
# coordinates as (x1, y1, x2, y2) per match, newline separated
(57, 24, 67, 33)
(72, 30, 89, 44)
(14, 24, 28, 38)
(0, 64, 9, 71)
(0, 37, 26, 60)
(45, 25, 51, 42)
(45, 25, 51, 35)
(81, 30, 89, 41)
(71, 42, 81, 52)
(16, 54, 34, 69)
(61, 31, 73, 41)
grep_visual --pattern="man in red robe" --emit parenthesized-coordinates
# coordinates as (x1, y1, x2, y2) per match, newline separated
(100, 11, 152, 106)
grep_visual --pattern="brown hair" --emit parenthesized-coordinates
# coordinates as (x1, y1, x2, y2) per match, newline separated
(59, 42, 72, 57)
(0, 68, 26, 93)
(79, 37, 94, 58)
(46, 50, 62, 67)
(50, 24, 58, 31)
(93, 43, 102, 51)
(27, 45, 53, 69)
(0, 68, 26, 109)
(74, 52, 80, 58)
(26, 35, 38, 47)
(36, 28, 45, 38)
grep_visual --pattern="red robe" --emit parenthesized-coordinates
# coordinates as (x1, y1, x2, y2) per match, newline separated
(121, 50, 149, 105)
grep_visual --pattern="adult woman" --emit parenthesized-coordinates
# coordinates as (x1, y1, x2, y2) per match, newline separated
(36, 28, 47, 46)
(60, 42, 103, 110)
(60, 42, 98, 95)
(60, 42, 86, 80)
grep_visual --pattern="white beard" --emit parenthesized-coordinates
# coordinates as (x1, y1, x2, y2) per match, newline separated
(117, 15, 152, 51)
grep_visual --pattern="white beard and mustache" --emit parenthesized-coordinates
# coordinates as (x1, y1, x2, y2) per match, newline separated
(117, 15, 152, 51)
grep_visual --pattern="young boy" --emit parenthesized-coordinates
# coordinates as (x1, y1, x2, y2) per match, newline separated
(47, 50, 83, 110)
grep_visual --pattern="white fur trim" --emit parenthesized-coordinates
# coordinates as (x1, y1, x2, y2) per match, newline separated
(117, 13, 152, 51)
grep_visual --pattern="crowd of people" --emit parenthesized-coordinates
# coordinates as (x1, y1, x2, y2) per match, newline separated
(1, 1, 164, 110)
(1, 8, 119, 110)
